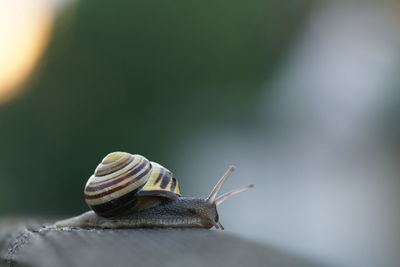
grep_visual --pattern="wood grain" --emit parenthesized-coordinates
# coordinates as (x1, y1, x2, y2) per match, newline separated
(0, 219, 324, 267)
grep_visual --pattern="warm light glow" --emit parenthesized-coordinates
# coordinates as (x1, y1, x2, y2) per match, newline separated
(0, 0, 54, 104)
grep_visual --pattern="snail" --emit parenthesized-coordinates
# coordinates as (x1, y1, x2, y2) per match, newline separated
(55, 152, 254, 230)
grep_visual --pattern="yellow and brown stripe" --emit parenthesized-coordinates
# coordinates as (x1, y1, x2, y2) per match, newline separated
(136, 162, 181, 198)
(84, 152, 152, 217)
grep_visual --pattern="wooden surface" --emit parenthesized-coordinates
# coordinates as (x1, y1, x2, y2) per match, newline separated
(0, 219, 325, 267)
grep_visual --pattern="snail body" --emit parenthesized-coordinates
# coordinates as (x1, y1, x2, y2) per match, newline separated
(55, 198, 217, 229)
(55, 152, 254, 230)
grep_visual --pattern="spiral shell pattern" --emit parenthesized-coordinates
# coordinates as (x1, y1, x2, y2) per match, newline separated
(137, 162, 181, 198)
(84, 152, 152, 217)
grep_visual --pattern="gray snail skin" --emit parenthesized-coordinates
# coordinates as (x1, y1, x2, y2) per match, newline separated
(55, 152, 254, 230)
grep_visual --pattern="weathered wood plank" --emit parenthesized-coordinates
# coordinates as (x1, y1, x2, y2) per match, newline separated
(1, 219, 324, 267)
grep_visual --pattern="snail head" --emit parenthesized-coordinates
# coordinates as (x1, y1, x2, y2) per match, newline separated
(203, 166, 254, 230)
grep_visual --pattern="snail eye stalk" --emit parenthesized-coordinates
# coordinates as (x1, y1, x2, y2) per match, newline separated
(215, 184, 254, 206)
(207, 165, 254, 205)
(207, 166, 236, 203)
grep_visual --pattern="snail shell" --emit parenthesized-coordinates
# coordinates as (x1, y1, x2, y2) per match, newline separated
(84, 152, 181, 217)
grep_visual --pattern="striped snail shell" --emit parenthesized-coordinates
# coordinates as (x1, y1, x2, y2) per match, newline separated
(84, 152, 181, 218)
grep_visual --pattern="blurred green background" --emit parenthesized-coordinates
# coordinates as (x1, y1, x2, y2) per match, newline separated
(0, 0, 311, 215)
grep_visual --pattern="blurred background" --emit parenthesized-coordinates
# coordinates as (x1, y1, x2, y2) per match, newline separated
(1, 0, 400, 266)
